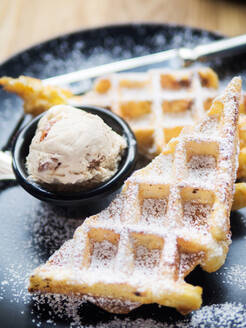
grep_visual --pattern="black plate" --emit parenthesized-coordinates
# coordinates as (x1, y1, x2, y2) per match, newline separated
(1, 23, 246, 328)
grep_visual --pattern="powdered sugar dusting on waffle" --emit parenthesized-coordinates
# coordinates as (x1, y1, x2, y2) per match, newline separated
(29, 78, 241, 315)
(90, 240, 118, 270)
(134, 245, 161, 274)
(179, 252, 204, 276)
(187, 155, 216, 181)
(131, 153, 174, 185)
(80, 67, 220, 157)
(199, 116, 219, 136)
(97, 193, 125, 223)
(183, 201, 211, 231)
(141, 198, 168, 224)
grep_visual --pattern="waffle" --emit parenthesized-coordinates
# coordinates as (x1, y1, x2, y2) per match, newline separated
(238, 96, 246, 178)
(0, 76, 73, 116)
(29, 77, 241, 315)
(1, 72, 246, 209)
(80, 67, 219, 158)
(80, 68, 246, 181)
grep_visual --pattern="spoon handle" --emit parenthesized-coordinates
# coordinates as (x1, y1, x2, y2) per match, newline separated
(43, 34, 246, 87)
(0, 113, 30, 182)
(2, 113, 26, 152)
(179, 34, 246, 62)
(43, 48, 179, 86)
(0, 151, 15, 181)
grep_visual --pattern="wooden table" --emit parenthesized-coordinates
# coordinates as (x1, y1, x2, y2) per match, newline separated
(1, 0, 246, 63)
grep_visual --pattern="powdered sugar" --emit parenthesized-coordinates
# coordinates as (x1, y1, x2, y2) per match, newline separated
(187, 154, 216, 181)
(86, 295, 141, 314)
(190, 302, 246, 327)
(183, 201, 211, 230)
(0, 195, 82, 307)
(219, 264, 246, 290)
(134, 245, 161, 274)
(179, 252, 203, 277)
(29, 296, 246, 328)
(90, 240, 118, 270)
(141, 198, 168, 223)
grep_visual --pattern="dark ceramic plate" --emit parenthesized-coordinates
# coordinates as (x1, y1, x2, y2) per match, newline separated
(1, 24, 246, 328)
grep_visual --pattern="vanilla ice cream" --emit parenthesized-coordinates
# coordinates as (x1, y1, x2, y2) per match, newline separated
(26, 105, 127, 188)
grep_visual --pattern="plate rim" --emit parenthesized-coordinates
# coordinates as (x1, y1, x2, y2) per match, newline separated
(0, 22, 224, 71)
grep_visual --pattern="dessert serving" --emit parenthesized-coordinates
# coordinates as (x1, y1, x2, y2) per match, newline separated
(29, 77, 241, 314)
(1, 23, 246, 328)
(26, 105, 126, 189)
(2, 68, 246, 208)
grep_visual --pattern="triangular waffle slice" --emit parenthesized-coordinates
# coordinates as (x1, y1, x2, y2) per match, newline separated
(29, 77, 241, 315)
(80, 67, 219, 158)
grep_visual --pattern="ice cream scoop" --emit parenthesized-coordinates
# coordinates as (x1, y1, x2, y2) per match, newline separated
(12, 105, 137, 207)
(26, 105, 127, 189)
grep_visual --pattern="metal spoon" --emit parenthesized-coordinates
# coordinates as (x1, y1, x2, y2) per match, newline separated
(0, 112, 31, 181)
(44, 34, 246, 86)
(0, 151, 15, 181)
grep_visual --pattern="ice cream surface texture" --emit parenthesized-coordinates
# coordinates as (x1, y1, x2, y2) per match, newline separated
(26, 105, 127, 188)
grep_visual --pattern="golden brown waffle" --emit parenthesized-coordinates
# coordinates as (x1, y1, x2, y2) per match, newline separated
(80, 67, 219, 158)
(238, 96, 246, 179)
(29, 77, 241, 315)
(0, 76, 72, 116)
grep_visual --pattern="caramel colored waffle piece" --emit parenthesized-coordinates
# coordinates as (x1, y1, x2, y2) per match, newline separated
(237, 96, 246, 179)
(81, 67, 219, 158)
(0, 76, 73, 116)
(29, 77, 241, 315)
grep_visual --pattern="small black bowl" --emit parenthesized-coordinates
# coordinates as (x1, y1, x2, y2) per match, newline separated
(12, 106, 137, 208)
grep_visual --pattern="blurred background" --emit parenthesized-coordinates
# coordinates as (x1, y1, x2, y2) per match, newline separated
(1, 0, 246, 63)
